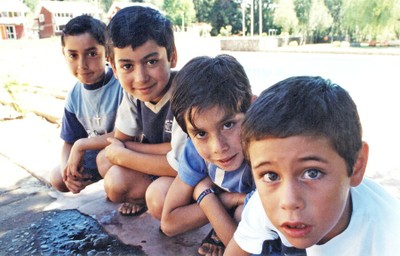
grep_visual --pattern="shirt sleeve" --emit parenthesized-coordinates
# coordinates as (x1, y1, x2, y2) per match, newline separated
(115, 91, 142, 137)
(234, 191, 280, 254)
(178, 139, 208, 187)
(166, 119, 188, 171)
(60, 108, 87, 143)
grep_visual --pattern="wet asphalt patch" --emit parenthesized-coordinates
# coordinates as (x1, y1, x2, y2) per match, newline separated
(0, 209, 145, 255)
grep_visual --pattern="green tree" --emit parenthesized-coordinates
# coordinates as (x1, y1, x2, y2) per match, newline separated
(293, 0, 312, 43)
(324, 0, 343, 40)
(193, 0, 215, 22)
(273, 0, 298, 34)
(309, 0, 332, 42)
(23, 0, 39, 12)
(390, 0, 400, 39)
(342, 0, 396, 41)
(163, 0, 196, 30)
(209, 0, 242, 35)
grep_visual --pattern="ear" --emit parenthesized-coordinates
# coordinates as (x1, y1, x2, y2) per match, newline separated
(170, 46, 178, 68)
(350, 142, 369, 187)
(251, 94, 258, 103)
(110, 62, 118, 80)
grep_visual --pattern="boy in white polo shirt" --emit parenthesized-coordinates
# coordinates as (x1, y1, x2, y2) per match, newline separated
(225, 76, 400, 256)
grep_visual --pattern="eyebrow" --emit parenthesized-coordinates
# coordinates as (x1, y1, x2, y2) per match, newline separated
(187, 111, 237, 134)
(300, 155, 329, 163)
(117, 51, 159, 63)
(66, 46, 98, 53)
(252, 155, 329, 169)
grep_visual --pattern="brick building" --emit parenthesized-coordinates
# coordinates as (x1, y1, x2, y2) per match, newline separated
(35, 1, 101, 39)
(0, 0, 29, 40)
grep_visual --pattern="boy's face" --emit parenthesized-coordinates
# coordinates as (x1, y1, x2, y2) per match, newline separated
(185, 106, 244, 171)
(62, 32, 106, 85)
(248, 135, 366, 249)
(111, 40, 177, 103)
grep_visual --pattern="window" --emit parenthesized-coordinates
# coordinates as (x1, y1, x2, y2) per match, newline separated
(6, 26, 16, 39)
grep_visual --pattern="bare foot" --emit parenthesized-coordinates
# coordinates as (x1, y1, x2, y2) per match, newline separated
(118, 202, 147, 216)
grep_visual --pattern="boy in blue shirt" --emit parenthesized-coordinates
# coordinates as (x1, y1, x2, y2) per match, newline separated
(50, 15, 123, 194)
(161, 55, 255, 255)
(225, 76, 400, 255)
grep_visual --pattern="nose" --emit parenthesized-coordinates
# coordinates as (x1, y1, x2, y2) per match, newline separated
(211, 134, 228, 154)
(280, 180, 304, 211)
(78, 56, 88, 70)
(134, 65, 149, 83)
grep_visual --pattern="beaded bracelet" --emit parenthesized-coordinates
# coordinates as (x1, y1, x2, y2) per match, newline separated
(196, 188, 215, 205)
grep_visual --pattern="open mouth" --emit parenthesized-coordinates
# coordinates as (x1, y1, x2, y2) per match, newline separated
(281, 222, 312, 238)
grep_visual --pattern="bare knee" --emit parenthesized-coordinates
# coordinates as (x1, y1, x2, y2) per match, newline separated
(146, 177, 174, 220)
(50, 165, 69, 192)
(103, 166, 128, 203)
(104, 166, 151, 203)
(96, 149, 110, 178)
(146, 184, 164, 220)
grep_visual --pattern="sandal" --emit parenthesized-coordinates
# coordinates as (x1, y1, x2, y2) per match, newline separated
(198, 228, 225, 255)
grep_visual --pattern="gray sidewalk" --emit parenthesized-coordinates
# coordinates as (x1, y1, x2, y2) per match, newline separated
(0, 112, 209, 255)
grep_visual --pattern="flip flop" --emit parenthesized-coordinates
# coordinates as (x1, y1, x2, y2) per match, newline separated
(198, 228, 225, 255)
(118, 203, 147, 216)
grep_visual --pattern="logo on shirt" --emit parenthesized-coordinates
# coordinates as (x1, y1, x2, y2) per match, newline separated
(164, 120, 173, 134)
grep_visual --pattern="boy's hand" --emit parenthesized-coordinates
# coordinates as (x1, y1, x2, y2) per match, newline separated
(64, 174, 94, 194)
(63, 140, 85, 181)
(218, 192, 244, 210)
(104, 137, 126, 165)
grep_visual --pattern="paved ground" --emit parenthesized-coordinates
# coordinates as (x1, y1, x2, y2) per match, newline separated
(0, 113, 210, 255)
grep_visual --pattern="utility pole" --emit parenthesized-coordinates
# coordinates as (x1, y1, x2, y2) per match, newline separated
(250, 0, 254, 36)
(241, 2, 246, 36)
(259, 0, 262, 36)
(181, 12, 185, 32)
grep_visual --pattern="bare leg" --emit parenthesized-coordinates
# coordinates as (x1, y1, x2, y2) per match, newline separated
(49, 165, 69, 192)
(146, 176, 175, 220)
(96, 149, 112, 178)
(103, 165, 152, 216)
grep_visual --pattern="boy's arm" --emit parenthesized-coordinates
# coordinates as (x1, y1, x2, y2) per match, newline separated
(60, 141, 73, 180)
(61, 141, 91, 193)
(66, 131, 116, 177)
(105, 137, 176, 177)
(73, 131, 116, 151)
(193, 179, 238, 246)
(224, 238, 250, 256)
(161, 176, 209, 236)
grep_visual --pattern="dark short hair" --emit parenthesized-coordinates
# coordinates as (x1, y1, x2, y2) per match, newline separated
(241, 76, 362, 176)
(61, 15, 107, 48)
(107, 6, 175, 63)
(171, 54, 252, 134)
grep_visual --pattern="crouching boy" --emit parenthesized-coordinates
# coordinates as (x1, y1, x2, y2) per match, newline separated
(225, 76, 400, 256)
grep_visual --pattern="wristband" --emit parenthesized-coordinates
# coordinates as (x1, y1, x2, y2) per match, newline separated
(196, 188, 215, 205)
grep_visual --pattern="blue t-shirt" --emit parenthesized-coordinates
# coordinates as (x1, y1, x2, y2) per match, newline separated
(60, 67, 123, 169)
(178, 139, 255, 194)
